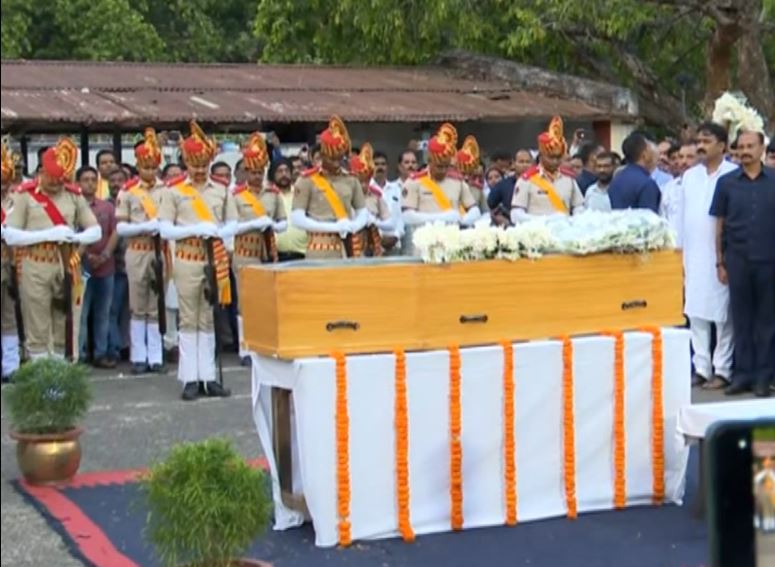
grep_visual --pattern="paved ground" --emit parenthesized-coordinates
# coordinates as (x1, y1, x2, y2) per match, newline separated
(0, 360, 758, 567)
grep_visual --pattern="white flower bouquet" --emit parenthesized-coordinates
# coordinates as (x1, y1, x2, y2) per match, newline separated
(412, 210, 675, 264)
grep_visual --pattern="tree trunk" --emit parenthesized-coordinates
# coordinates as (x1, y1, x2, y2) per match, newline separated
(736, 2, 775, 127)
(702, 21, 743, 117)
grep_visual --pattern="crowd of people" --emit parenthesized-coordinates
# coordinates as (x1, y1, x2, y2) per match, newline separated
(1, 113, 773, 399)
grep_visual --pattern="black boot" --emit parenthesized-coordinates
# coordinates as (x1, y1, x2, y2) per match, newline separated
(753, 380, 771, 398)
(202, 381, 231, 398)
(724, 381, 750, 396)
(240, 356, 252, 368)
(131, 362, 149, 375)
(149, 363, 167, 374)
(181, 382, 200, 401)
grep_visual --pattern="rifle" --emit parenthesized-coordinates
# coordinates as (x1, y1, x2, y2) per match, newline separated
(59, 244, 74, 361)
(151, 235, 167, 337)
(8, 260, 25, 349)
(203, 238, 224, 387)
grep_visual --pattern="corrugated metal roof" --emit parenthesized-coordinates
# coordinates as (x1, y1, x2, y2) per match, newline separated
(1, 60, 631, 131)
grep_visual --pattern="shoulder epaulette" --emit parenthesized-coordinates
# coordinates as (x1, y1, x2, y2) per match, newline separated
(446, 168, 463, 180)
(64, 182, 82, 195)
(301, 166, 320, 178)
(165, 174, 187, 188)
(232, 183, 248, 195)
(265, 184, 281, 194)
(367, 183, 383, 198)
(558, 166, 576, 178)
(469, 178, 484, 190)
(124, 176, 140, 190)
(521, 165, 540, 180)
(18, 179, 38, 193)
(209, 174, 229, 187)
(410, 169, 429, 180)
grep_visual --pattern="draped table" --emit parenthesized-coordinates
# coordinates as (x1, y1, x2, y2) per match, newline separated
(251, 328, 691, 547)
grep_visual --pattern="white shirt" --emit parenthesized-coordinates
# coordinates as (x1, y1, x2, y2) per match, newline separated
(680, 160, 738, 322)
(380, 178, 405, 238)
(584, 183, 612, 212)
(651, 167, 673, 189)
(661, 176, 682, 239)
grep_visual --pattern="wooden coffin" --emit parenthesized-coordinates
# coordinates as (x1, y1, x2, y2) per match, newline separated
(239, 251, 684, 359)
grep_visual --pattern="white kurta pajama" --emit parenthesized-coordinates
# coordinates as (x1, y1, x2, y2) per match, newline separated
(679, 161, 738, 380)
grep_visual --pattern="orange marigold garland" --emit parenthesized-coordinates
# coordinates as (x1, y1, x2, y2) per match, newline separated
(332, 351, 352, 546)
(500, 339, 518, 526)
(394, 348, 415, 542)
(561, 335, 578, 519)
(603, 330, 627, 509)
(640, 327, 665, 505)
(448, 345, 464, 530)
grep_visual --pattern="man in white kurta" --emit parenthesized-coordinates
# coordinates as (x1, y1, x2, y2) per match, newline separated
(680, 124, 738, 389)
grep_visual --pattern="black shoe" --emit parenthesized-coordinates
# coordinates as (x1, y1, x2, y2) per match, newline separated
(131, 362, 149, 375)
(181, 382, 200, 401)
(691, 373, 706, 387)
(753, 382, 771, 398)
(724, 382, 750, 396)
(149, 363, 167, 374)
(202, 381, 231, 398)
(241, 356, 252, 368)
(165, 347, 179, 364)
(94, 356, 117, 369)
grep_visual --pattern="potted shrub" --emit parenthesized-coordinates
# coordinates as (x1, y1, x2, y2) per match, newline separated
(6, 358, 92, 484)
(141, 438, 273, 567)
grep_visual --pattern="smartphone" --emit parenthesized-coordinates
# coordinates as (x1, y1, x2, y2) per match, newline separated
(705, 419, 775, 567)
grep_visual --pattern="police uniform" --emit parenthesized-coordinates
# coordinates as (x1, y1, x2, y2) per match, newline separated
(157, 121, 236, 399)
(233, 185, 286, 267)
(6, 139, 100, 360)
(401, 170, 477, 213)
(512, 165, 584, 215)
(1, 143, 20, 378)
(292, 168, 365, 259)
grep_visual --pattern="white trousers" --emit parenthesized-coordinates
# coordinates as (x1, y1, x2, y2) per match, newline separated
(1, 334, 20, 378)
(177, 331, 216, 385)
(689, 316, 734, 380)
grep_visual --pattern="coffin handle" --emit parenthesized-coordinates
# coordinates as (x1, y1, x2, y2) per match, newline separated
(621, 300, 648, 311)
(459, 314, 489, 324)
(326, 320, 361, 332)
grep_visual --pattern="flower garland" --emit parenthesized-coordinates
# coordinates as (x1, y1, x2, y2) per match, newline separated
(561, 335, 578, 519)
(448, 345, 464, 530)
(500, 339, 518, 526)
(332, 351, 352, 546)
(603, 330, 627, 509)
(393, 348, 415, 542)
(640, 327, 665, 504)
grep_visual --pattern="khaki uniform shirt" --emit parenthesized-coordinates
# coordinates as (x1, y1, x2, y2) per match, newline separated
(158, 176, 238, 228)
(1, 193, 13, 284)
(365, 190, 391, 221)
(233, 186, 287, 223)
(401, 173, 476, 212)
(7, 184, 96, 232)
(511, 168, 584, 215)
(115, 178, 165, 224)
(291, 168, 365, 221)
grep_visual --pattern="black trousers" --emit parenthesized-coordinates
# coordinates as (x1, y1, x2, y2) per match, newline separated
(726, 250, 775, 387)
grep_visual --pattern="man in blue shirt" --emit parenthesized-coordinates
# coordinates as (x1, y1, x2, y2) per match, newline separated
(608, 132, 662, 213)
(710, 130, 775, 398)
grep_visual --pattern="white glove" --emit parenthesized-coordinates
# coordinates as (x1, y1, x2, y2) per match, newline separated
(196, 222, 220, 238)
(290, 209, 342, 234)
(334, 218, 353, 234)
(2, 225, 72, 246)
(51, 225, 77, 242)
(218, 221, 238, 240)
(460, 206, 482, 227)
(511, 208, 533, 225)
(441, 209, 462, 224)
(160, 221, 206, 241)
(72, 225, 102, 245)
(368, 212, 378, 226)
(116, 219, 159, 237)
(249, 216, 273, 231)
(272, 220, 288, 234)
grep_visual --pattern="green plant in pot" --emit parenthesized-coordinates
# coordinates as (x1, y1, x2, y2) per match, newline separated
(5, 358, 92, 484)
(141, 438, 273, 567)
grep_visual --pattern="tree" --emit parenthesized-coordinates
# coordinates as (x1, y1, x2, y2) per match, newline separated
(253, 0, 775, 129)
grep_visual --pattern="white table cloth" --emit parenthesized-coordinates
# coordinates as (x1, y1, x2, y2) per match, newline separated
(251, 328, 692, 547)
(677, 399, 775, 440)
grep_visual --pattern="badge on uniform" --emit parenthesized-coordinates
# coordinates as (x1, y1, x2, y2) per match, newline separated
(402, 188, 408, 197)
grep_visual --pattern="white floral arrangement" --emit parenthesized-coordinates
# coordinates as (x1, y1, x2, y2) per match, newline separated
(412, 210, 675, 264)
(712, 91, 765, 140)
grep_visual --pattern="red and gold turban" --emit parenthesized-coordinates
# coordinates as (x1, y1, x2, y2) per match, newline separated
(320, 115, 351, 160)
(180, 120, 217, 167)
(456, 135, 480, 175)
(41, 138, 78, 181)
(242, 132, 269, 172)
(135, 127, 162, 169)
(538, 116, 567, 156)
(1, 140, 17, 184)
(349, 142, 374, 177)
(428, 123, 458, 165)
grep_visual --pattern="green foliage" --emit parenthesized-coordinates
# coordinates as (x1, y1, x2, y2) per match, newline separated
(141, 439, 272, 567)
(4, 359, 92, 434)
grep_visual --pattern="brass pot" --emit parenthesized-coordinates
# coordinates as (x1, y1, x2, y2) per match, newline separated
(10, 427, 83, 485)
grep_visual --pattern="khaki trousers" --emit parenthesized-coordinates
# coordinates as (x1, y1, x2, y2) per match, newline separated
(173, 258, 213, 333)
(126, 247, 159, 322)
